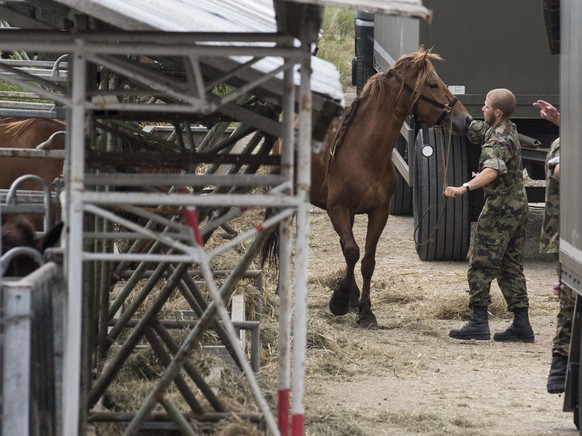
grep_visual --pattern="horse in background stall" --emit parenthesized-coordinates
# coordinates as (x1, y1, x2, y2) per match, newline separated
(262, 47, 473, 328)
(1, 217, 63, 277)
(0, 118, 66, 230)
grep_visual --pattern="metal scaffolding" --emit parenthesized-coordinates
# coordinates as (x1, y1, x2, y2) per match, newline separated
(0, 27, 322, 435)
(0, 1, 431, 434)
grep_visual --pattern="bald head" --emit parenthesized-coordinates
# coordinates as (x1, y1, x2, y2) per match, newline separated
(486, 88, 516, 118)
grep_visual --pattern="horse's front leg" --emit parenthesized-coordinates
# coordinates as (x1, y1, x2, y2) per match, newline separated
(327, 209, 360, 316)
(357, 208, 390, 329)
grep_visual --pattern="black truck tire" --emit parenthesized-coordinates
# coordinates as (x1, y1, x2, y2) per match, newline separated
(413, 126, 471, 261)
(389, 135, 413, 216)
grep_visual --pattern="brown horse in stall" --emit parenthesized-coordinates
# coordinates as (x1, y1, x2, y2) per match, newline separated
(0, 118, 66, 229)
(263, 48, 472, 328)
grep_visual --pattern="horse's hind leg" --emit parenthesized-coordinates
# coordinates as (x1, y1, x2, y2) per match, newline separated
(357, 208, 390, 329)
(328, 209, 360, 316)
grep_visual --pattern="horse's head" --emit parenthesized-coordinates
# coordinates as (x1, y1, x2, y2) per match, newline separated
(1, 218, 63, 277)
(391, 47, 472, 135)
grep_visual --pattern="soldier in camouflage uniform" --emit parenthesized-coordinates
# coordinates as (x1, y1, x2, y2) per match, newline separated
(534, 100, 576, 394)
(444, 88, 534, 342)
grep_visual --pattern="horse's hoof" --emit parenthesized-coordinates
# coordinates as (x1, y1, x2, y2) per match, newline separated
(356, 311, 378, 329)
(329, 288, 350, 316)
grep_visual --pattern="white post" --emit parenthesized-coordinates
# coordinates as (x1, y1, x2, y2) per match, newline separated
(291, 44, 312, 436)
(277, 63, 295, 435)
(62, 47, 87, 436)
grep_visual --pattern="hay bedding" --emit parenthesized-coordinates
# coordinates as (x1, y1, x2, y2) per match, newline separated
(292, 206, 573, 435)
(100, 205, 572, 435)
(96, 207, 276, 435)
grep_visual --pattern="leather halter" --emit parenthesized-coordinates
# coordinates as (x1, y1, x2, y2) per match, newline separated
(388, 69, 459, 126)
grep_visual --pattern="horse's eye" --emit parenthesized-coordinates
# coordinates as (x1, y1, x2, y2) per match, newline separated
(427, 83, 439, 89)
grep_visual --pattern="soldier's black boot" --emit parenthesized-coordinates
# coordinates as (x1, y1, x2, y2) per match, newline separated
(449, 305, 490, 340)
(493, 307, 535, 342)
(547, 353, 568, 394)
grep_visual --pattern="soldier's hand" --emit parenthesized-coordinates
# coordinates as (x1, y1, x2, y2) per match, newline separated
(533, 100, 560, 126)
(443, 186, 464, 198)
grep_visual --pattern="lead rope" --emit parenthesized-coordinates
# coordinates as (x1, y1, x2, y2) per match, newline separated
(441, 116, 453, 189)
(413, 115, 454, 247)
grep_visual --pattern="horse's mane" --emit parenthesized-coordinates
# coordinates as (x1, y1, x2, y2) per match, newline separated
(330, 47, 442, 161)
(329, 97, 360, 159)
(361, 47, 442, 112)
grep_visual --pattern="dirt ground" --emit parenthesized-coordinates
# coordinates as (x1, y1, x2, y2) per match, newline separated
(293, 203, 578, 436)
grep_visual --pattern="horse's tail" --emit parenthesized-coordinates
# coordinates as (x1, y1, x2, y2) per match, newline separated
(260, 206, 279, 268)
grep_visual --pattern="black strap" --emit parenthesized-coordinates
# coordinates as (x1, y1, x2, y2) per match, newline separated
(388, 69, 459, 116)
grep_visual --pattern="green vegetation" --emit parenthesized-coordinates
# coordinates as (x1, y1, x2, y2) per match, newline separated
(0, 49, 30, 92)
(0, 81, 24, 92)
(317, 7, 354, 88)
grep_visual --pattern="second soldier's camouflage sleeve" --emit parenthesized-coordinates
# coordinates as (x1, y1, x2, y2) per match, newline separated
(467, 120, 488, 144)
(481, 140, 509, 174)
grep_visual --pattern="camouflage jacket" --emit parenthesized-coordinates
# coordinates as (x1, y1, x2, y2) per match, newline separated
(540, 138, 560, 253)
(467, 119, 528, 215)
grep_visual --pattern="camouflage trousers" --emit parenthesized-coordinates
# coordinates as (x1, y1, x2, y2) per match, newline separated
(467, 208, 529, 310)
(553, 255, 576, 356)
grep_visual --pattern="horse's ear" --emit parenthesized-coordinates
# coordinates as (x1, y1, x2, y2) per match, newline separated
(414, 45, 431, 66)
(422, 47, 431, 61)
(37, 221, 64, 253)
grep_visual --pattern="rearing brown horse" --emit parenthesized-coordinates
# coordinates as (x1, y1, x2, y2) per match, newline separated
(316, 48, 472, 328)
(263, 48, 472, 328)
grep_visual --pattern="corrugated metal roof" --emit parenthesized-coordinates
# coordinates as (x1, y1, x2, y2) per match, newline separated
(50, 0, 345, 103)
(50, 0, 430, 32)
(288, 0, 431, 21)
(52, 0, 278, 33)
(29, 0, 429, 104)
